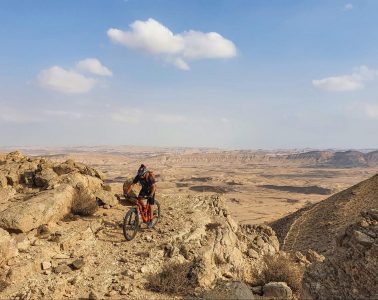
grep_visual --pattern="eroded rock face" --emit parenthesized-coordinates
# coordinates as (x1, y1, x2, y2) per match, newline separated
(0, 228, 18, 266)
(302, 209, 378, 299)
(166, 195, 279, 288)
(0, 152, 116, 233)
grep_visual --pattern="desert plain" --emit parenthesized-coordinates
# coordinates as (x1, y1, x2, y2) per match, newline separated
(4, 145, 376, 225)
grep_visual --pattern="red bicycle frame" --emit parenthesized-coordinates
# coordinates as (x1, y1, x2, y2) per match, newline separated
(135, 201, 152, 223)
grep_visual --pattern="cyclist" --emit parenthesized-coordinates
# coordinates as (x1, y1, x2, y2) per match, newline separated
(125, 164, 156, 227)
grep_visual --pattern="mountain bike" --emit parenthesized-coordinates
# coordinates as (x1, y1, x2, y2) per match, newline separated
(123, 195, 161, 241)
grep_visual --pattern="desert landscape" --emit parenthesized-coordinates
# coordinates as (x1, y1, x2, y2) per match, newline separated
(0, 147, 377, 299)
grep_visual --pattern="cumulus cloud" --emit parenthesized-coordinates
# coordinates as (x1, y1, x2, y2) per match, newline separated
(107, 18, 237, 70)
(38, 58, 112, 94)
(312, 66, 378, 92)
(344, 3, 354, 10)
(76, 58, 113, 76)
(38, 66, 97, 94)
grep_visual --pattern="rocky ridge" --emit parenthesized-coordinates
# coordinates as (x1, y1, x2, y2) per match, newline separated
(302, 209, 378, 299)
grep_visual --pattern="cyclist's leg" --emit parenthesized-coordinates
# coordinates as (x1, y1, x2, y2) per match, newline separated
(148, 192, 155, 220)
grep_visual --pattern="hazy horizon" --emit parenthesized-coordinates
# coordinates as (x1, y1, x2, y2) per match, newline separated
(1, 0, 378, 149)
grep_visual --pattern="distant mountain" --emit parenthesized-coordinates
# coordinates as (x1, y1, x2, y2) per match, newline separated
(271, 174, 378, 254)
(287, 150, 378, 167)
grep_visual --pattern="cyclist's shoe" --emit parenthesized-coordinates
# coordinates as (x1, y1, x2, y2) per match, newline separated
(147, 221, 154, 229)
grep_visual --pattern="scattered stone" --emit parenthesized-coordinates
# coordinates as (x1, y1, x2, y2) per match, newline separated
(103, 204, 111, 209)
(88, 290, 99, 300)
(263, 282, 292, 299)
(41, 261, 52, 270)
(52, 253, 70, 260)
(53, 264, 71, 274)
(247, 249, 259, 259)
(70, 258, 85, 270)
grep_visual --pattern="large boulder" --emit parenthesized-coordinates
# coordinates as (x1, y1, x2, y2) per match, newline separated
(302, 209, 378, 299)
(95, 189, 117, 207)
(203, 281, 254, 300)
(0, 228, 18, 266)
(0, 184, 75, 232)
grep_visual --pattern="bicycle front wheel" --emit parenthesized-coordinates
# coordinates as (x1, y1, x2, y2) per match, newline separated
(123, 208, 139, 241)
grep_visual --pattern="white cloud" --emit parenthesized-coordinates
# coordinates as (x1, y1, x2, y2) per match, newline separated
(155, 113, 187, 123)
(364, 104, 378, 119)
(312, 65, 378, 92)
(76, 58, 113, 76)
(344, 3, 354, 11)
(107, 18, 237, 70)
(38, 66, 97, 94)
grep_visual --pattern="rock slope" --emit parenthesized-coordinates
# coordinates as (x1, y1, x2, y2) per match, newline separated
(271, 174, 378, 254)
(302, 209, 378, 299)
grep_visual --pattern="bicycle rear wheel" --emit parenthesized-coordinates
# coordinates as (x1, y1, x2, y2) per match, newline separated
(149, 200, 161, 228)
(123, 208, 139, 241)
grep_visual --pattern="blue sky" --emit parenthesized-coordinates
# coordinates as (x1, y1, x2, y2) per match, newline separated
(1, 0, 378, 149)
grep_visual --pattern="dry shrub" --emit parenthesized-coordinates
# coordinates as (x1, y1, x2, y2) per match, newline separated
(260, 253, 304, 295)
(71, 187, 98, 216)
(146, 262, 196, 295)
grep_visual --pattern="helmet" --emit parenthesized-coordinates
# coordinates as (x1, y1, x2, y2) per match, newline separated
(137, 164, 148, 177)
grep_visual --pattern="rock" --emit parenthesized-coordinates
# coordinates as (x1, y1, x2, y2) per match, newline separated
(247, 249, 259, 259)
(34, 168, 58, 189)
(70, 258, 85, 270)
(88, 290, 99, 300)
(0, 173, 7, 188)
(95, 190, 117, 207)
(251, 286, 263, 296)
(263, 282, 293, 299)
(0, 228, 18, 266)
(0, 184, 75, 232)
(305, 249, 325, 263)
(52, 253, 70, 260)
(103, 204, 110, 209)
(5, 151, 24, 162)
(41, 261, 52, 270)
(53, 264, 71, 274)
(203, 280, 254, 300)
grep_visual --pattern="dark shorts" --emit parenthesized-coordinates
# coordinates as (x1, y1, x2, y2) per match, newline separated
(138, 189, 155, 205)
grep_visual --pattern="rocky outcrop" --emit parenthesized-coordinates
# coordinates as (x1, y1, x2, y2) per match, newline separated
(0, 184, 76, 232)
(0, 152, 116, 233)
(165, 195, 279, 288)
(263, 282, 293, 299)
(302, 209, 378, 299)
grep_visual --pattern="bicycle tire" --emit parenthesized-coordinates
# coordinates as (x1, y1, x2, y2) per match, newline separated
(149, 200, 161, 228)
(123, 208, 139, 241)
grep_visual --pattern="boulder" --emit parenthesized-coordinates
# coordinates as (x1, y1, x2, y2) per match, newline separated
(263, 282, 293, 299)
(5, 151, 24, 162)
(203, 281, 254, 300)
(34, 168, 58, 189)
(0, 184, 75, 232)
(95, 189, 118, 207)
(0, 228, 18, 266)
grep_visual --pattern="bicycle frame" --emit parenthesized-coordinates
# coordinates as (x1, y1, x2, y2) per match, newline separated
(135, 201, 152, 223)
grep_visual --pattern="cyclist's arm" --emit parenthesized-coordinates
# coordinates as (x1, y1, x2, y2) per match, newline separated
(149, 183, 156, 197)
